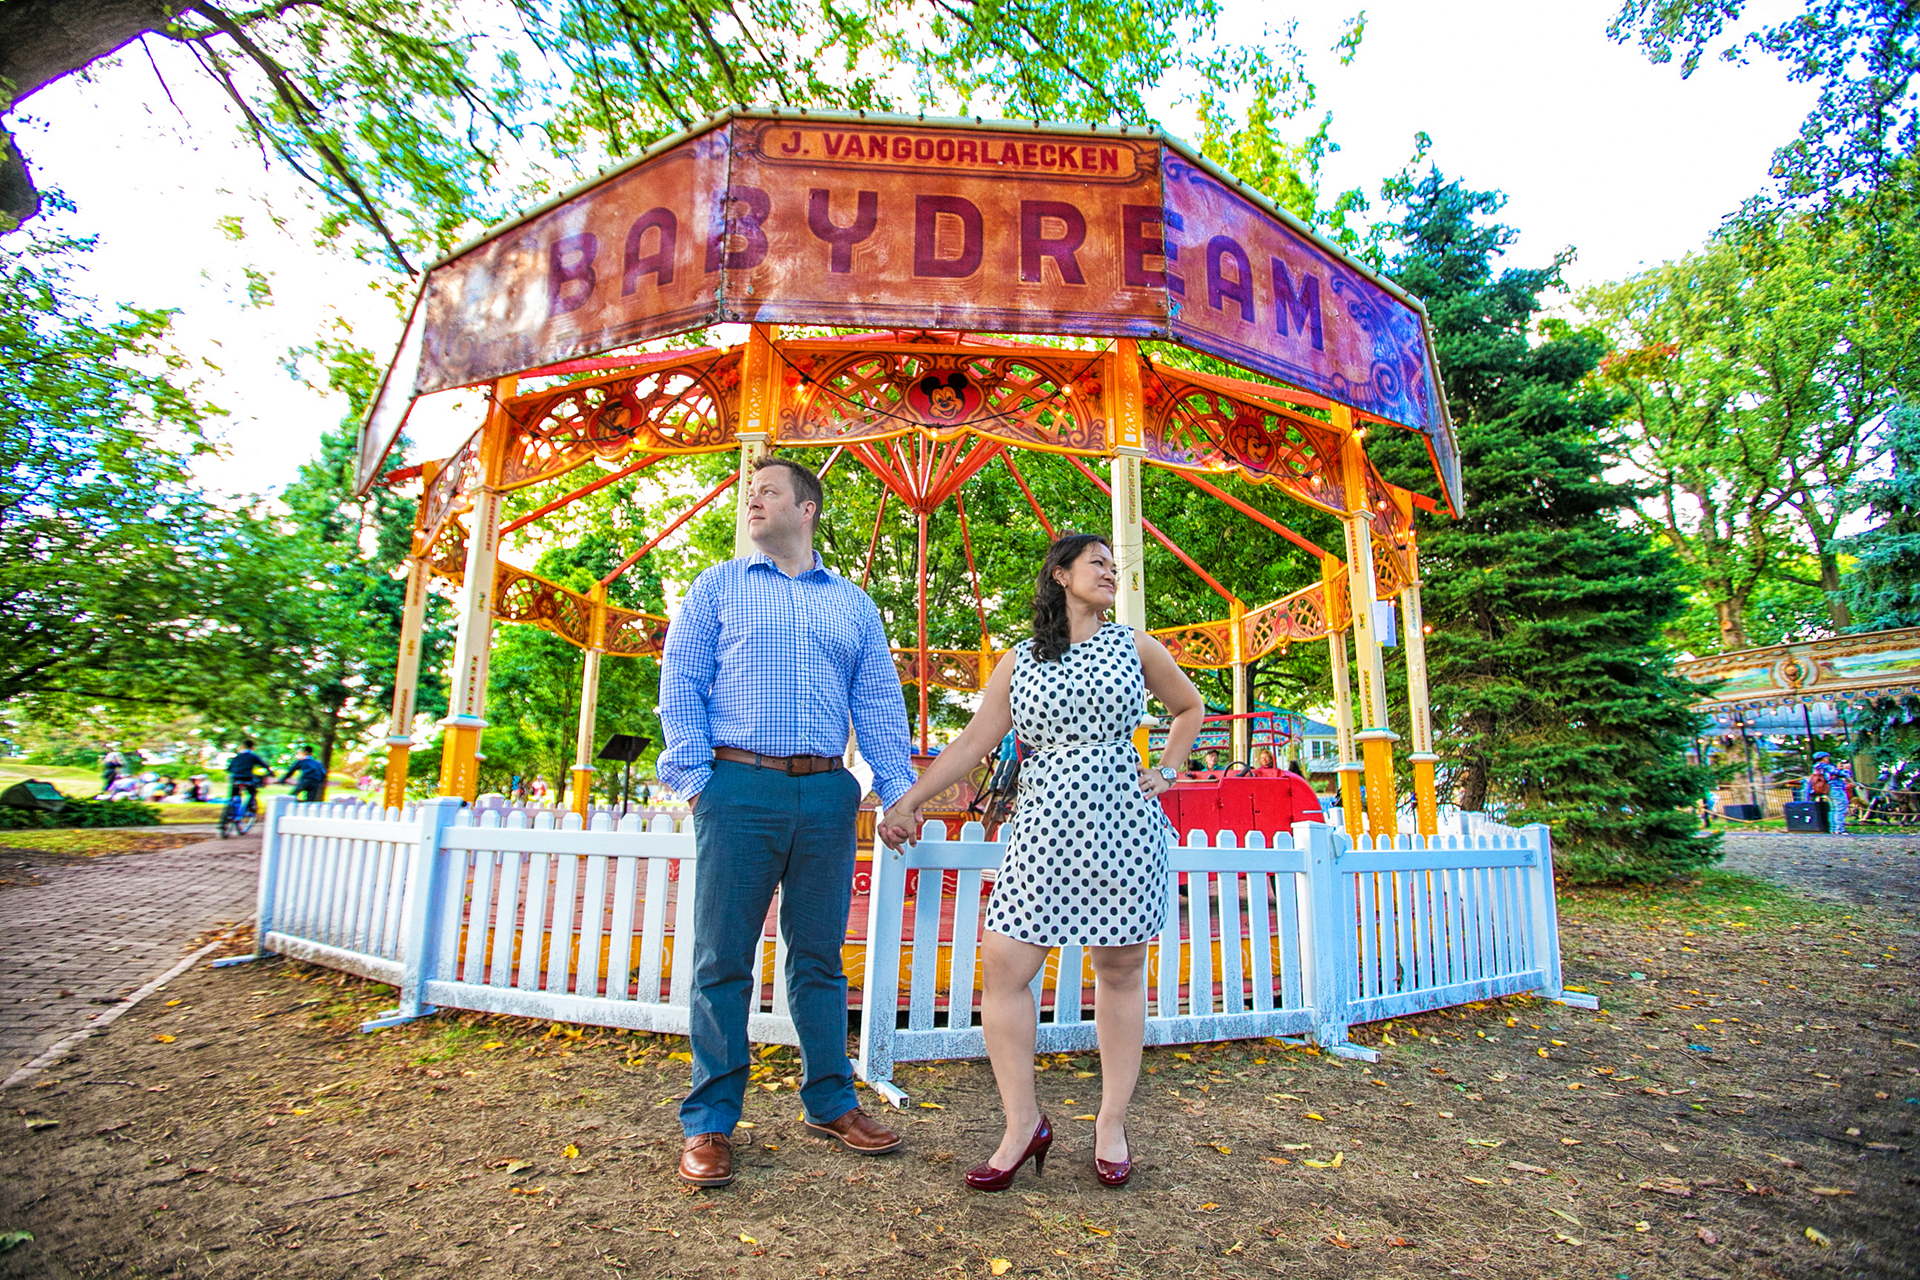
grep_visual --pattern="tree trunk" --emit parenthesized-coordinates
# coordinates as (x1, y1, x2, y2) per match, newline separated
(318, 703, 339, 803)
(1820, 550, 1852, 629)
(1457, 712, 1494, 812)
(1714, 595, 1750, 650)
(1, 0, 176, 105)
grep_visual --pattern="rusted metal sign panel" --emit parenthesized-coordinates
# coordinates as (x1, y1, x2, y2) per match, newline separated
(358, 109, 1454, 502)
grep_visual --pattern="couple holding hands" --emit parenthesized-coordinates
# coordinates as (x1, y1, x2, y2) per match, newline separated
(657, 457, 1202, 1190)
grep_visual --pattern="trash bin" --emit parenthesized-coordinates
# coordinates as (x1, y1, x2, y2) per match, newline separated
(0, 780, 68, 815)
(1723, 803, 1763, 821)
(1784, 800, 1829, 833)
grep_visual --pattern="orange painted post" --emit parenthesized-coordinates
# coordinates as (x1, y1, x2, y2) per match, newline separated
(571, 583, 607, 818)
(1336, 408, 1399, 840)
(381, 552, 428, 810)
(732, 324, 779, 558)
(438, 376, 515, 801)
(1401, 535, 1440, 836)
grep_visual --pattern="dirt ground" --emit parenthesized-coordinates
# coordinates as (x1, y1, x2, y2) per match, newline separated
(1, 833, 1915, 1279)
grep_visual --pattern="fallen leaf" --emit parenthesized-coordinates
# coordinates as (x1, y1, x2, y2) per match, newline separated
(1199, 1203, 1218, 1211)
(1267, 1092, 1303, 1102)
(1387, 1236, 1414, 1247)
(1260, 1156, 1292, 1166)
(482, 1041, 505, 1051)
(1809, 1187, 1855, 1197)
(1072, 1114, 1096, 1121)
(918, 1102, 944, 1110)
(1867, 1142, 1902, 1151)
(1561, 1138, 1582, 1146)
(1548, 1208, 1581, 1226)
(1173, 1052, 1192, 1061)
(1304, 1112, 1325, 1122)
(154, 1034, 176, 1044)
(1537, 1048, 1550, 1058)
(739, 1234, 756, 1245)
(1697, 1227, 1719, 1244)
(504, 1224, 527, 1238)
(1634, 1221, 1651, 1233)
(989, 1261, 1012, 1277)
(24, 1119, 57, 1132)
(1074, 1071, 1096, 1078)
(1640, 1177, 1692, 1197)
(667, 1051, 692, 1063)
(1463, 1176, 1490, 1185)
(1210, 1144, 1232, 1154)
(1805, 1227, 1832, 1248)
(0, 1231, 31, 1253)
(507, 1186, 545, 1196)
(504, 1160, 534, 1175)
(561, 1144, 579, 1159)
(1463, 1139, 1502, 1148)
(1509, 1161, 1549, 1174)
(164, 999, 182, 1007)
(1083, 1223, 1111, 1236)
(1328, 1231, 1354, 1248)
(1554, 1232, 1586, 1247)
(1280, 1143, 1311, 1150)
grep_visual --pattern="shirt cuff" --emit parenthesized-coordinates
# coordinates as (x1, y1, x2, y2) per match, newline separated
(661, 762, 712, 802)
(876, 774, 913, 810)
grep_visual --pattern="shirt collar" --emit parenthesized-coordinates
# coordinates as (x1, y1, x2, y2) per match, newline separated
(746, 549, 830, 581)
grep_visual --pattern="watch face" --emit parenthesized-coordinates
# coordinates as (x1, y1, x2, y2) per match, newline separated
(1159, 767, 1178, 781)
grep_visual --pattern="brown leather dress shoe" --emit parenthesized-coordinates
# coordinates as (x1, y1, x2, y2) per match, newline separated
(678, 1132, 734, 1186)
(804, 1106, 903, 1154)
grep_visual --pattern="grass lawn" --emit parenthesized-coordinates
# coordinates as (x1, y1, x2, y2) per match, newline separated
(0, 828, 214, 857)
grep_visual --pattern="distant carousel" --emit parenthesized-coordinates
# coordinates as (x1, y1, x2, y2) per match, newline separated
(225, 110, 1592, 1094)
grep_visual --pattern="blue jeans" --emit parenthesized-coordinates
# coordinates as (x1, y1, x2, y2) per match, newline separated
(680, 759, 861, 1137)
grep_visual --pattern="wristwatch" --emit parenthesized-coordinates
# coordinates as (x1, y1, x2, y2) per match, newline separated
(1157, 766, 1178, 783)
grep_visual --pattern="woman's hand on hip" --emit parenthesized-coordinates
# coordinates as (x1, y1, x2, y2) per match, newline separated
(1137, 765, 1171, 798)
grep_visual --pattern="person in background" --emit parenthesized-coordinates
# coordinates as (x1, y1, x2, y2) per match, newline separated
(1807, 751, 1854, 835)
(1287, 759, 1309, 781)
(100, 747, 126, 793)
(279, 748, 327, 803)
(1201, 747, 1222, 773)
(1253, 747, 1277, 771)
(528, 776, 551, 805)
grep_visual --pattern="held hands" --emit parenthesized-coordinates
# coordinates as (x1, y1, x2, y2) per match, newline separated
(876, 802, 922, 852)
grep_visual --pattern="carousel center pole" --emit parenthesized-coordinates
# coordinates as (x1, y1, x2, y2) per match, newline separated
(381, 544, 430, 810)
(571, 583, 607, 818)
(1336, 409, 1399, 841)
(1400, 532, 1440, 836)
(438, 375, 515, 802)
(1107, 341, 1152, 765)
(1322, 555, 1365, 840)
(732, 324, 779, 558)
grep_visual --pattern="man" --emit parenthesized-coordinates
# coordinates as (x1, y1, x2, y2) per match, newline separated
(658, 456, 915, 1188)
(279, 747, 327, 803)
(1807, 751, 1854, 835)
(225, 739, 270, 812)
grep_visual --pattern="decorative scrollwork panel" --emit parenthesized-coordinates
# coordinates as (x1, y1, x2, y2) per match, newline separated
(501, 354, 742, 490)
(1151, 621, 1234, 669)
(605, 608, 671, 658)
(892, 648, 988, 693)
(491, 565, 592, 648)
(1142, 372, 1345, 514)
(778, 346, 1105, 454)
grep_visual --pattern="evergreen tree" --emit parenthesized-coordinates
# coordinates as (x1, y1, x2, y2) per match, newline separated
(1839, 402, 1920, 631)
(1371, 169, 1716, 882)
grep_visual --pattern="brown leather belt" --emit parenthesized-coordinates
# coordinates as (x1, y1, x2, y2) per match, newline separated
(713, 746, 845, 776)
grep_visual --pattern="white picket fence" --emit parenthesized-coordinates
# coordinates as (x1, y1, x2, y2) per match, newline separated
(238, 797, 1594, 1103)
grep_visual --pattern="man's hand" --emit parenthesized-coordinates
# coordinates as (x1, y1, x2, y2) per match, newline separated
(685, 793, 699, 812)
(876, 804, 920, 852)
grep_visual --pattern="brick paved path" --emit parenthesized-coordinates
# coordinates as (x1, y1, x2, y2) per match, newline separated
(0, 833, 260, 1077)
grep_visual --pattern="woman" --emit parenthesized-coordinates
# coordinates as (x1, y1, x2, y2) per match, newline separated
(879, 534, 1202, 1190)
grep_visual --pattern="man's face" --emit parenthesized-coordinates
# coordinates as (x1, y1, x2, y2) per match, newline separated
(1204, 750, 1220, 768)
(746, 467, 814, 546)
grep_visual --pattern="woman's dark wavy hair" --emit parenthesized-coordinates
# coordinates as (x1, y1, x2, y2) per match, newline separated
(1030, 532, 1111, 663)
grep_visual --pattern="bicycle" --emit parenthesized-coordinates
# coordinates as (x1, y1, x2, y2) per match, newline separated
(220, 778, 263, 839)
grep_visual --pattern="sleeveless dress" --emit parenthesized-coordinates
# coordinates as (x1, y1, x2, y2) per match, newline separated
(982, 622, 1171, 947)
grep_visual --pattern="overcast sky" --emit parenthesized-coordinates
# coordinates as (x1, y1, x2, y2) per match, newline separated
(15, 0, 1814, 499)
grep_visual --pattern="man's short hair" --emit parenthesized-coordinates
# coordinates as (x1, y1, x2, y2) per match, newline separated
(242, 738, 255, 749)
(754, 456, 824, 527)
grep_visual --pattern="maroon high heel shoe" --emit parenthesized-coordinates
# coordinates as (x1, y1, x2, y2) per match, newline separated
(1094, 1128, 1132, 1187)
(964, 1115, 1053, 1192)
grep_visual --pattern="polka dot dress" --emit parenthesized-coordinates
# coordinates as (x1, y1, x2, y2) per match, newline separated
(983, 622, 1171, 947)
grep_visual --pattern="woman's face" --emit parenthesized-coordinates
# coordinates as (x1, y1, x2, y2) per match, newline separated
(1053, 541, 1117, 611)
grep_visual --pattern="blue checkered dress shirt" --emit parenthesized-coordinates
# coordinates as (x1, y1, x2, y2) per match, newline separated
(657, 550, 916, 807)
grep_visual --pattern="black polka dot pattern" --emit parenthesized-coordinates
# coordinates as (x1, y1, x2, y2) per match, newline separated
(984, 622, 1172, 947)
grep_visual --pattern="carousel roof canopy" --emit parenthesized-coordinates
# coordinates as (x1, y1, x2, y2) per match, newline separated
(356, 107, 1460, 510)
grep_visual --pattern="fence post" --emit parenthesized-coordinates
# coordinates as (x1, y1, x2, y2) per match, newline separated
(362, 796, 463, 1031)
(1297, 820, 1378, 1062)
(211, 795, 294, 968)
(856, 829, 916, 1107)
(1524, 822, 1599, 1010)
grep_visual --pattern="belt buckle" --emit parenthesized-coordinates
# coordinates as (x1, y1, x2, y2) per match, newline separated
(785, 756, 805, 776)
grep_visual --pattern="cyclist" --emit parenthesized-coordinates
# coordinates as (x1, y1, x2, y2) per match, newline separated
(225, 738, 270, 820)
(279, 747, 327, 803)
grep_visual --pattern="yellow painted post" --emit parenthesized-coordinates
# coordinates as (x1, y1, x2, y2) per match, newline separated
(732, 324, 780, 558)
(1229, 599, 1250, 767)
(1401, 535, 1440, 837)
(438, 376, 515, 801)
(571, 583, 607, 818)
(1322, 556, 1364, 839)
(381, 553, 429, 810)
(1336, 410, 1399, 840)
(1106, 340, 1148, 632)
